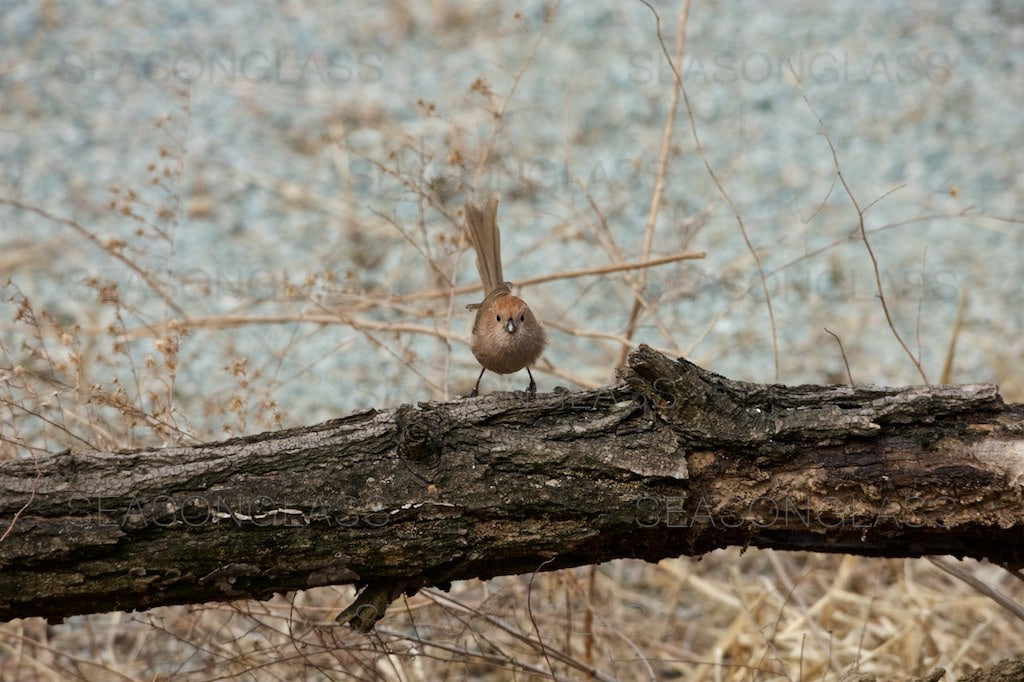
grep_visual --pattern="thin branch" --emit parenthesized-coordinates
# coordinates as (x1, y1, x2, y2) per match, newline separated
(372, 625, 569, 681)
(686, 210, 988, 357)
(579, 186, 691, 354)
(0, 397, 98, 451)
(0, 198, 186, 317)
(927, 557, 1024, 624)
(527, 558, 558, 679)
(115, 251, 705, 340)
(824, 328, 854, 385)
(517, 250, 705, 289)
(679, 74, 781, 381)
(939, 289, 967, 384)
(787, 62, 929, 383)
(470, 0, 562, 189)
(0, 452, 38, 544)
(423, 590, 619, 682)
(618, 0, 692, 368)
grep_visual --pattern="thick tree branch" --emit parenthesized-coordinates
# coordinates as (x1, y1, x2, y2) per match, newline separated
(2, 345, 1023, 625)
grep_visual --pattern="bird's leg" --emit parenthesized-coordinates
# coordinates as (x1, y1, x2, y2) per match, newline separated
(464, 367, 486, 398)
(526, 368, 537, 397)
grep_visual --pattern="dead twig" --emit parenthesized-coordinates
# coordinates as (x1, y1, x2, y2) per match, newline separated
(788, 62, 929, 383)
(618, 0, 692, 368)
(824, 328, 854, 385)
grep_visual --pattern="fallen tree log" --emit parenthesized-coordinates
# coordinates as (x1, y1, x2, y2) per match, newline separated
(1, 345, 1022, 627)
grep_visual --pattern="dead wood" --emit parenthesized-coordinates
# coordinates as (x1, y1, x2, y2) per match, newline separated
(2, 345, 1022, 626)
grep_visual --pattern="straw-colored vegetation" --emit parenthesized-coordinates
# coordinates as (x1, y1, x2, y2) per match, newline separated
(3, 3, 1023, 679)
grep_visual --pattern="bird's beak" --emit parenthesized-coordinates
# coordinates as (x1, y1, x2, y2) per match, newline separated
(505, 319, 517, 334)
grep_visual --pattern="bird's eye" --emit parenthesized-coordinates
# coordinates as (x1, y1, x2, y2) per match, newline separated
(520, 314, 526, 322)
(495, 314, 501, 322)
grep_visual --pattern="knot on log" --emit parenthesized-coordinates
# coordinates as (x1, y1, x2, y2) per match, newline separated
(395, 403, 450, 466)
(622, 344, 1004, 450)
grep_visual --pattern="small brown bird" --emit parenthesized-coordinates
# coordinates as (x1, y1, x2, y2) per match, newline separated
(463, 197, 546, 397)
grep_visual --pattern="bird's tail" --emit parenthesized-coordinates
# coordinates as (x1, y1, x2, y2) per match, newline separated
(464, 197, 505, 294)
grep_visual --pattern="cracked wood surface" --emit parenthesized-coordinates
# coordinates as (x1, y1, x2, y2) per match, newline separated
(1, 345, 1023, 622)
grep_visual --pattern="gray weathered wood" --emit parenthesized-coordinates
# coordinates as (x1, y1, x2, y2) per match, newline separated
(2, 345, 1022, 624)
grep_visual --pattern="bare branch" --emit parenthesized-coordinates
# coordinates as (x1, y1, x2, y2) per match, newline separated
(1, 346, 1020, 627)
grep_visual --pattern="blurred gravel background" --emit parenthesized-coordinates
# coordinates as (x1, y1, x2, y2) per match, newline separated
(3, 3, 1024, 678)
(2, 0, 1022, 429)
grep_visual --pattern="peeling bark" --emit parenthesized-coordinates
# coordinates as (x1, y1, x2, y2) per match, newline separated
(1, 345, 1022, 624)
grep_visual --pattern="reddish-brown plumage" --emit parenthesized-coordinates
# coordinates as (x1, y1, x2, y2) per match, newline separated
(464, 198, 546, 396)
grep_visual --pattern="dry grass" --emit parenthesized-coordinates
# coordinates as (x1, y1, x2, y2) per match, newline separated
(2, 2, 1024, 679)
(1, 556, 1022, 679)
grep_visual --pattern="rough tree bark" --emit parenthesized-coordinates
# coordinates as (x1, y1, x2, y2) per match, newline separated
(1, 345, 1023, 628)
